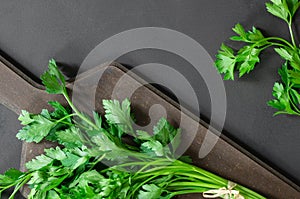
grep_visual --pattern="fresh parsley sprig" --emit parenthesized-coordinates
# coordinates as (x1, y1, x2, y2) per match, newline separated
(215, 0, 300, 116)
(0, 60, 265, 198)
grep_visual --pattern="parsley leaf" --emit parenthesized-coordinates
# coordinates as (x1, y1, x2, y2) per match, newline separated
(26, 154, 53, 170)
(48, 101, 71, 121)
(41, 59, 66, 94)
(215, 43, 236, 80)
(55, 126, 86, 148)
(231, 24, 265, 44)
(16, 113, 56, 143)
(139, 118, 181, 157)
(268, 63, 300, 116)
(137, 184, 163, 199)
(103, 98, 133, 136)
(215, 1, 300, 117)
(18, 110, 34, 125)
(266, 0, 290, 22)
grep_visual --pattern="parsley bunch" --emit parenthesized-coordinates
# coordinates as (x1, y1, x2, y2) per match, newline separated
(0, 60, 265, 198)
(215, 0, 300, 116)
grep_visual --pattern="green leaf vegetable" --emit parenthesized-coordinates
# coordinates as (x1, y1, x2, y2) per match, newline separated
(215, 0, 300, 116)
(0, 59, 265, 199)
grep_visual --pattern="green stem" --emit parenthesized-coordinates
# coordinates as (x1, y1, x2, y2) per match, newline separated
(134, 158, 172, 175)
(289, 25, 296, 47)
(254, 37, 294, 49)
(288, 93, 300, 114)
(8, 174, 32, 199)
(63, 91, 98, 130)
(168, 181, 221, 189)
(88, 154, 106, 171)
(169, 189, 208, 197)
(128, 174, 161, 198)
(54, 113, 76, 124)
(136, 165, 218, 184)
(288, 20, 296, 47)
(175, 160, 227, 186)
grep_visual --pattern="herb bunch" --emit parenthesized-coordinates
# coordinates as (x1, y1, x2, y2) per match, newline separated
(215, 0, 300, 116)
(0, 60, 265, 199)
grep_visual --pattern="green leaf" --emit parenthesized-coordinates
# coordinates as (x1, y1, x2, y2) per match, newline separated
(16, 114, 55, 143)
(138, 118, 181, 156)
(27, 171, 47, 185)
(93, 111, 102, 129)
(0, 174, 15, 186)
(170, 129, 181, 153)
(231, 24, 265, 44)
(273, 82, 286, 99)
(48, 101, 71, 122)
(26, 154, 53, 170)
(46, 190, 61, 199)
(215, 43, 236, 80)
(274, 48, 293, 60)
(153, 118, 178, 146)
(0, 169, 23, 186)
(41, 59, 66, 94)
(136, 130, 152, 140)
(141, 140, 164, 156)
(55, 126, 85, 148)
(91, 134, 128, 161)
(61, 153, 81, 168)
(266, 0, 289, 22)
(137, 184, 163, 199)
(265, 0, 299, 21)
(236, 46, 261, 77)
(103, 99, 133, 136)
(232, 23, 247, 39)
(247, 27, 265, 43)
(18, 110, 34, 125)
(4, 168, 23, 181)
(69, 170, 104, 188)
(278, 62, 290, 85)
(268, 82, 294, 115)
(289, 70, 300, 85)
(44, 147, 67, 161)
(290, 51, 300, 71)
(285, 0, 300, 16)
(290, 88, 300, 105)
(268, 99, 286, 111)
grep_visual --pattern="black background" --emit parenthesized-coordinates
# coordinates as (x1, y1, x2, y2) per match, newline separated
(0, 1, 300, 196)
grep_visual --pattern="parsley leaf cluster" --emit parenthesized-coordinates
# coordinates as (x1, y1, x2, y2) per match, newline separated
(215, 0, 300, 116)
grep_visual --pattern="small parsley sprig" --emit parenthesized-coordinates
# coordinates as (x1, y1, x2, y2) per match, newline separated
(0, 60, 265, 198)
(215, 0, 300, 116)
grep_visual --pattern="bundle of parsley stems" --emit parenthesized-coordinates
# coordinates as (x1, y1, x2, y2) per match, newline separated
(0, 60, 265, 199)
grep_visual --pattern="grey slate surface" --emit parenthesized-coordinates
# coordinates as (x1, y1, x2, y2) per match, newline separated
(0, 105, 23, 198)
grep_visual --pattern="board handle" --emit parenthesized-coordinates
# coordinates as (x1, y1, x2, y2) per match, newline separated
(0, 58, 63, 115)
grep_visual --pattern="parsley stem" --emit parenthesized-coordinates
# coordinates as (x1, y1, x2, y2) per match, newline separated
(128, 174, 161, 198)
(8, 174, 32, 199)
(287, 90, 300, 114)
(289, 24, 296, 47)
(54, 113, 76, 124)
(253, 37, 294, 49)
(169, 189, 208, 197)
(168, 182, 220, 189)
(62, 91, 99, 130)
(88, 154, 106, 171)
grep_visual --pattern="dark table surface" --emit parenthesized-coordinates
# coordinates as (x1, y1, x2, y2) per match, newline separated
(0, 0, 300, 195)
